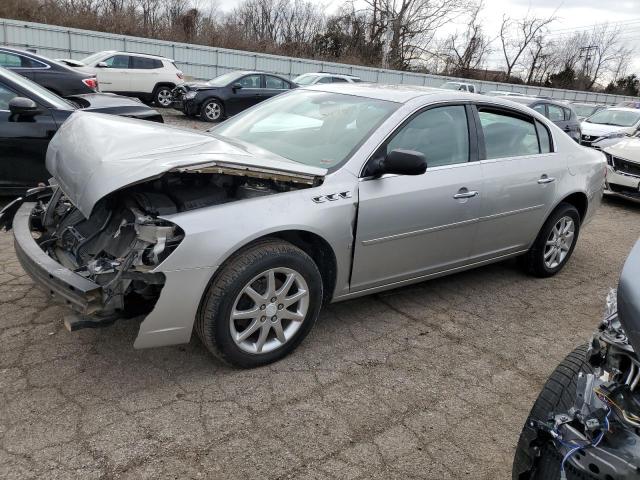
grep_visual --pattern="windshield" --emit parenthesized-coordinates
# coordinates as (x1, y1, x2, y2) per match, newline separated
(586, 109, 640, 127)
(0, 67, 73, 110)
(207, 72, 243, 87)
(573, 105, 599, 117)
(292, 74, 318, 86)
(80, 52, 108, 65)
(213, 90, 399, 169)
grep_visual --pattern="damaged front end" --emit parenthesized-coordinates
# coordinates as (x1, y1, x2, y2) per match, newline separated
(10, 185, 184, 330)
(517, 241, 640, 479)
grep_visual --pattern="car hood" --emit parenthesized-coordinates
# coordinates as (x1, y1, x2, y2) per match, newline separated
(181, 82, 217, 91)
(618, 239, 640, 355)
(604, 137, 640, 162)
(68, 93, 149, 110)
(46, 112, 327, 217)
(581, 121, 634, 137)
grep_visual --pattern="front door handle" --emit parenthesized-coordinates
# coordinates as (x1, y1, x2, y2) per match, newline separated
(538, 175, 556, 184)
(453, 190, 479, 199)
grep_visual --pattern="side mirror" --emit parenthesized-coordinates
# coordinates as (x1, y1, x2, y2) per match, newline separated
(232, 83, 243, 91)
(96, 61, 108, 68)
(9, 97, 40, 117)
(367, 149, 427, 177)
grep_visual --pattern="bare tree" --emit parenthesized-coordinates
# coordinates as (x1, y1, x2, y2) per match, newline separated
(443, 1, 491, 75)
(499, 11, 556, 80)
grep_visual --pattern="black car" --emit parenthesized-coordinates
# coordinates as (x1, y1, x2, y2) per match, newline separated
(172, 70, 296, 122)
(0, 66, 163, 195)
(499, 96, 582, 142)
(0, 46, 99, 97)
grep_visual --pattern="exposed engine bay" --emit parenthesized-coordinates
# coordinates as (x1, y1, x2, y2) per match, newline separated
(528, 290, 640, 479)
(28, 171, 310, 328)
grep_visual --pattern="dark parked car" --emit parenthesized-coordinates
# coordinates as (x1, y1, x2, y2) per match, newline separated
(0, 66, 163, 195)
(499, 96, 582, 142)
(0, 46, 99, 97)
(172, 70, 295, 122)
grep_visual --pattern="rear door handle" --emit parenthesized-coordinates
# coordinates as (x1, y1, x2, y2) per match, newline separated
(453, 190, 479, 199)
(538, 175, 556, 184)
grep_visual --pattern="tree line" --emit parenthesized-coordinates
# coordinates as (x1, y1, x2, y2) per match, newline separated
(1, 0, 637, 95)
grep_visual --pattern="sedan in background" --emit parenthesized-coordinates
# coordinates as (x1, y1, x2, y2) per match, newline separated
(580, 107, 640, 147)
(572, 102, 606, 121)
(292, 72, 362, 86)
(0, 85, 604, 368)
(499, 96, 581, 142)
(0, 46, 99, 96)
(172, 70, 295, 122)
(0, 66, 162, 194)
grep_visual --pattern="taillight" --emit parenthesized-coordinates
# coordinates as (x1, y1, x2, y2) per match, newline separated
(176, 71, 184, 80)
(82, 77, 99, 90)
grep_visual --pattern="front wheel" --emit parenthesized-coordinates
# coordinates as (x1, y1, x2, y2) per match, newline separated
(200, 99, 224, 122)
(524, 203, 581, 277)
(195, 240, 323, 368)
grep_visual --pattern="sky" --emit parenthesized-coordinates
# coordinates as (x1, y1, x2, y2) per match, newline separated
(209, 0, 640, 75)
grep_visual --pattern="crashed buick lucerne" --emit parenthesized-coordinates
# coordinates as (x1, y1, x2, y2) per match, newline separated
(1, 84, 606, 367)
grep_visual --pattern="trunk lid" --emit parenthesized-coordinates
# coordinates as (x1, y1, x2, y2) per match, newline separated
(46, 112, 327, 217)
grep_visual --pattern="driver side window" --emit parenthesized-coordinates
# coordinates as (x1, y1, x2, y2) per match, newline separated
(387, 105, 470, 168)
(239, 75, 262, 88)
(0, 83, 18, 111)
(103, 55, 130, 68)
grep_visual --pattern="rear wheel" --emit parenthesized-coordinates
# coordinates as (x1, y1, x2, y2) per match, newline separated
(196, 240, 323, 368)
(524, 203, 581, 277)
(512, 345, 594, 479)
(153, 86, 173, 108)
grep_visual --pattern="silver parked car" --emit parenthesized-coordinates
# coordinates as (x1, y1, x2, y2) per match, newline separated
(1, 85, 605, 368)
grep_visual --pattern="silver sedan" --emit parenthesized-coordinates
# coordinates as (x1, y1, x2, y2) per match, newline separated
(1, 84, 606, 367)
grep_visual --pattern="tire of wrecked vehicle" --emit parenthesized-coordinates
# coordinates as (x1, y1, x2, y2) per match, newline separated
(195, 239, 323, 368)
(512, 344, 594, 480)
(200, 98, 224, 122)
(524, 202, 581, 278)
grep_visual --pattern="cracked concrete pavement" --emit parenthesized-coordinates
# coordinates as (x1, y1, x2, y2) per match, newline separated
(1, 109, 640, 479)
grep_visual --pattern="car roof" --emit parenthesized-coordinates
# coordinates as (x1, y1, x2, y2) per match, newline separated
(496, 95, 573, 107)
(297, 72, 358, 78)
(602, 107, 640, 113)
(97, 50, 172, 61)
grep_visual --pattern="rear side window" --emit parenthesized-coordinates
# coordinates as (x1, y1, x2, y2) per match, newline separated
(547, 104, 565, 122)
(104, 55, 130, 68)
(332, 77, 348, 83)
(317, 77, 332, 84)
(535, 120, 552, 153)
(478, 109, 539, 159)
(131, 56, 162, 69)
(387, 105, 470, 167)
(265, 76, 288, 89)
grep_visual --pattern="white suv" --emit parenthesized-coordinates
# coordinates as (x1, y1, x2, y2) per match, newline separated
(60, 51, 183, 107)
(293, 72, 362, 86)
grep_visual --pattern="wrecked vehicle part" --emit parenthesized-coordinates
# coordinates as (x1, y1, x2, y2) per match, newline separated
(513, 241, 640, 479)
(10, 167, 323, 335)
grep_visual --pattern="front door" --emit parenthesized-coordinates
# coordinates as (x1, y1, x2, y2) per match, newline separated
(226, 74, 264, 115)
(0, 82, 56, 193)
(351, 104, 483, 291)
(96, 54, 131, 93)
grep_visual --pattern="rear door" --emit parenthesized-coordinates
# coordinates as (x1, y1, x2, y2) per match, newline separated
(129, 56, 162, 96)
(471, 105, 565, 260)
(96, 54, 131, 93)
(0, 81, 56, 192)
(351, 104, 483, 291)
(262, 75, 292, 101)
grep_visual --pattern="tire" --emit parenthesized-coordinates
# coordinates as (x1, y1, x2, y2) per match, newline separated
(524, 203, 581, 277)
(195, 239, 323, 368)
(512, 345, 594, 480)
(200, 98, 224, 122)
(153, 86, 173, 108)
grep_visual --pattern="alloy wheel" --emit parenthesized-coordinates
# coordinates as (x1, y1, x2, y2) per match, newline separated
(156, 88, 172, 107)
(544, 216, 575, 269)
(204, 102, 221, 120)
(230, 268, 309, 354)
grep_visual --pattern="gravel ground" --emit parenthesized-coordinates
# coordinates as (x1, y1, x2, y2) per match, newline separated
(1, 109, 639, 479)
